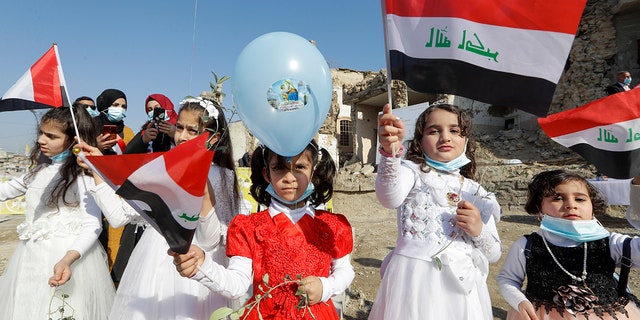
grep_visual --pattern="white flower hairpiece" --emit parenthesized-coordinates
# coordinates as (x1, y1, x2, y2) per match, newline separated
(179, 97, 219, 120)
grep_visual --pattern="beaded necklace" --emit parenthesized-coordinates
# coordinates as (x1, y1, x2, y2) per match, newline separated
(541, 234, 588, 283)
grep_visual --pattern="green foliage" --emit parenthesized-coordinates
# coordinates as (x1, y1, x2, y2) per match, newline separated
(48, 286, 75, 320)
(209, 273, 315, 320)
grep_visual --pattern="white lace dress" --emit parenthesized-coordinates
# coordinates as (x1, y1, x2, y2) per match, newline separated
(91, 164, 248, 320)
(369, 156, 502, 320)
(0, 163, 115, 319)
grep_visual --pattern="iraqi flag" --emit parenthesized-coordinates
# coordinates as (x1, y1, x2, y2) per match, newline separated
(382, 0, 586, 116)
(538, 89, 640, 179)
(81, 134, 214, 254)
(0, 45, 70, 111)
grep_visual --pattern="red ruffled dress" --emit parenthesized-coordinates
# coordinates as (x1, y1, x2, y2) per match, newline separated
(226, 209, 353, 320)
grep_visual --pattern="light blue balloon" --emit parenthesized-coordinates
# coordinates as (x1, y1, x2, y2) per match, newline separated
(233, 32, 332, 157)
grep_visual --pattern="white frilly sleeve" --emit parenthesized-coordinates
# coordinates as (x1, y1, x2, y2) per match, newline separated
(69, 176, 103, 256)
(375, 155, 416, 209)
(89, 182, 147, 228)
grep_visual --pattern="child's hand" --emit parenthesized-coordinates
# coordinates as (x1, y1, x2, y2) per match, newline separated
(168, 245, 205, 278)
(297, 276, 323, 305)
(74, 141, 103, 170)
(456, 200, 483, 237)
(378, 104, 405, 155)
(48, 251, 79, 287)
(517, 300, 539, 320)
(48, 260, 72, 287)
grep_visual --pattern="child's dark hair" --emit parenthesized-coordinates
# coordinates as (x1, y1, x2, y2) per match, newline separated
(249, 140, 336, 207)
(525, 169, 607, 216)
(404, 103, 477, 179)
(178, 99, 239, 198)
(27, 106, 98, 208)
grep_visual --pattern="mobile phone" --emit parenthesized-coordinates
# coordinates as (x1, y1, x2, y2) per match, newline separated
(102, 124, 117, 140)
(153, 107, 166, 123)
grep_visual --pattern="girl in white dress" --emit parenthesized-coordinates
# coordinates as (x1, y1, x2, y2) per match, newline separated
(0, 106, 115, 319)
(497, 170, 640, 319)
(79, 97, 247, 319)
(369, 104, 502, 320)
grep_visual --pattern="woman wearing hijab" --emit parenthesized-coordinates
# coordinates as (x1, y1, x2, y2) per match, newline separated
(95, 88, 134, 154)
(95, 89, 135, 277)
(124, 93, 177, 154)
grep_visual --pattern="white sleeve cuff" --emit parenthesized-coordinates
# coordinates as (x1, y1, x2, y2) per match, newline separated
(318, 254, 355, 302)
(192, 255, 253, 299)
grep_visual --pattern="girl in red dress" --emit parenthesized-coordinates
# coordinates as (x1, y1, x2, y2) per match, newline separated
(170, 140, 354, 319)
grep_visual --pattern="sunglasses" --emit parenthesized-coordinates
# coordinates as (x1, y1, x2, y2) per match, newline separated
(79, 104, 97, 110)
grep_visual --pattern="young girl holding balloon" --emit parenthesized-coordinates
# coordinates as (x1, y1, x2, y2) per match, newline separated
(169, 141, 355, 320)
(497, 170, 640, 320)
(369, 104, 502, 320)
(0, 106, 115, 319)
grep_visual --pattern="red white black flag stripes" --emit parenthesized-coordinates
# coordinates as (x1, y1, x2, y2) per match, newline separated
(0, 45, 69, 111)
(382, 0, 586, 116)
(81, 134, 214, 254)
(538, 89, 640, 179)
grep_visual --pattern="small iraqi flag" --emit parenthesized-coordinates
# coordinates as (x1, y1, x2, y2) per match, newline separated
(382, 0, 586, 116)
(538, 89, 640, 179)
(81, 134, 214, 254)
(0, 44, 69, 111)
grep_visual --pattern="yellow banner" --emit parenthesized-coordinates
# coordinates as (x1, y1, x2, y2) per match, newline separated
(0, 196, 26, 215)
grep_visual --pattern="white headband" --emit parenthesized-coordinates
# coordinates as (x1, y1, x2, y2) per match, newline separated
(179, 97, 219, 120)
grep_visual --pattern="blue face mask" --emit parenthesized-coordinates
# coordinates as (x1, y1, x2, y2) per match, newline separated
(624, 77, 632, 85)
(423, 144, 471, 172)
(265, 182, 315, 206)
(86, 106, 100, 118)
(106, 107, 126, 122)
(48, 148, 72, 163)
(540, 215, 610, 242)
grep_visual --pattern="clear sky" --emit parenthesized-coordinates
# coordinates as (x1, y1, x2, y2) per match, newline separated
(0, 1, 387, 154)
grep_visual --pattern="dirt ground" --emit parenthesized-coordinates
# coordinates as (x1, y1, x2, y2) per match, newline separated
(1, 192, 639, 320)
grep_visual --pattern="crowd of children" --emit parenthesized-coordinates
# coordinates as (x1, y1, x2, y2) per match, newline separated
(1, 97, 639, 320)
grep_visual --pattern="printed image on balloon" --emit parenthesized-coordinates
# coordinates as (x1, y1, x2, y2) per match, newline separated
(232, 32, 332, 157)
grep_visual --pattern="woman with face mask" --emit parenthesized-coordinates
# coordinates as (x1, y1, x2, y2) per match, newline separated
(95, 88, 135, 279)
(95, 88, 134, 155)
(124, 93, 177, 154)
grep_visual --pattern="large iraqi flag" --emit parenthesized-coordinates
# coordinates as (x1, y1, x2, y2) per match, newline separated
(0, 45, 69, 111)
(538, 89, 640, 179)
(382, 0, 586, 116)
(81, 134, 214, 254)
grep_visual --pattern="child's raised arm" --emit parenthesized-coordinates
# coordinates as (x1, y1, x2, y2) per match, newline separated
(378, 104, 405, 155)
